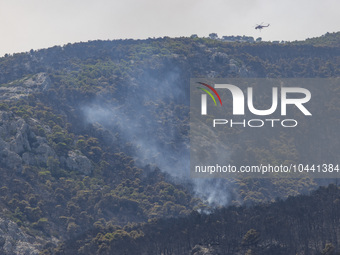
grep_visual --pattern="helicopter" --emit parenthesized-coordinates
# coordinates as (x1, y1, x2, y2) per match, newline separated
(255, 23, 270, 30)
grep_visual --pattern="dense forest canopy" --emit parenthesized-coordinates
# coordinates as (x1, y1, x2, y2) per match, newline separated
(0, 33, 339, 254)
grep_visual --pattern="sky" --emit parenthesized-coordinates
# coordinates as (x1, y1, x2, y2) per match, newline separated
(0, 0, 339, 57)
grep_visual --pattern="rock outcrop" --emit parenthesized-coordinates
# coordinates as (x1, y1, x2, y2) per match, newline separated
(0, 217, 40, 255)
(0, 73, 51, 101)
(65, 150, 93, 175)
(0, 110, 92, 175)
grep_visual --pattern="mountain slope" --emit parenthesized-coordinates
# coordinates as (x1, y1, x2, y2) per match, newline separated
(295, 31, 340, 47)
(0, 34, 339, 253)
(51, 184, 340, 255)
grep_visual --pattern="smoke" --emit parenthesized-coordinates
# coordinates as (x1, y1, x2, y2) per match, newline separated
(82, 101, 189, 178)
(81, 66, 232, 206)
(193, 178, 234, 207)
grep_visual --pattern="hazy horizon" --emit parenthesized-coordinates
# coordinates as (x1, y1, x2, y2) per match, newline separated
(1, 0, 340, 57)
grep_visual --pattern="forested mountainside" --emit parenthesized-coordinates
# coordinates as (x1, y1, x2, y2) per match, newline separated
(51, 184, 340, 255)
(0, 33, 339, 254)
(294, 31, 340, 47)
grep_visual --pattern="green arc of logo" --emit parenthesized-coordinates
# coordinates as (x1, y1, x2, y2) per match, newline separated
(197, 87, 217, 106)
